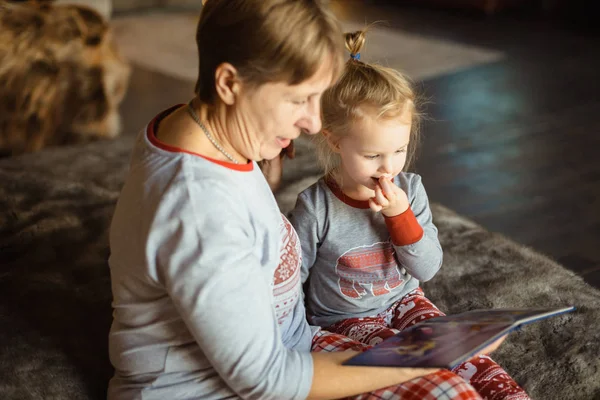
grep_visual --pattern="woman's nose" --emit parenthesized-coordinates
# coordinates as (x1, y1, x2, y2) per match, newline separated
(298, 98, 322, 135)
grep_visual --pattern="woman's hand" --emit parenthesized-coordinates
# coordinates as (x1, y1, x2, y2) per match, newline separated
(258, 141, 295, 192)
(368, 176, 410, 217)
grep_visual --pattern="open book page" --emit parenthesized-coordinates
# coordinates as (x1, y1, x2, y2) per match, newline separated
(343, 306, 575, 369)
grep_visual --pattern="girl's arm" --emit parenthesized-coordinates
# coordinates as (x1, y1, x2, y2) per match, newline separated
(288, 190, 321, 284)
(375, 175, 443, 281)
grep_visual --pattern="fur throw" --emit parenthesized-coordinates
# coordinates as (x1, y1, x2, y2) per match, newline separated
(0, 0, 130, 156)
(0, 136, 599, 399)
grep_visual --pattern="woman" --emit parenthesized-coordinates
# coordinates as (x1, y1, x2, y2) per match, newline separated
(107, 1, 505, 398)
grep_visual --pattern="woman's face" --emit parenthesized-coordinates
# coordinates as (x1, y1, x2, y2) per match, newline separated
(233, 60, 335, 161)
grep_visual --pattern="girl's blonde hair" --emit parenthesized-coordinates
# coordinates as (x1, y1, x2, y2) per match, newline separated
(195, 0, 345, 105)
(315, 29, 422, 180)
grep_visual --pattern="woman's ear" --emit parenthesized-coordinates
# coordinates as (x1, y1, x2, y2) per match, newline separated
(322, 129, 341, 153)
(214, 62, 240, 105)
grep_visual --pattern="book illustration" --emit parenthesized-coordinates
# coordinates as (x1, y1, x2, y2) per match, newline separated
(343, 306, 575, 369)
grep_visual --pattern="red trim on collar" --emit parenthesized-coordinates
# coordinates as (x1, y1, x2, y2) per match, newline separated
(325, 178, 371, 209)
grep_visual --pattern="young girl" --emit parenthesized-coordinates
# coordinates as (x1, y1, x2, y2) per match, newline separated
(290, 30, 530, 400)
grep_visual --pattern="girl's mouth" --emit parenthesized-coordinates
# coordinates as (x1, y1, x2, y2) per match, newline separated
(371, 175, 393, 184)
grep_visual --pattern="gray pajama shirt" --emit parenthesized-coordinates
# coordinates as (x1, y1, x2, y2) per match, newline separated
(289, 173, 443, 328)
(107, 106, 313, 400)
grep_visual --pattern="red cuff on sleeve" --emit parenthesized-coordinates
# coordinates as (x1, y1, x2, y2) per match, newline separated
(384, 207, 424, 246)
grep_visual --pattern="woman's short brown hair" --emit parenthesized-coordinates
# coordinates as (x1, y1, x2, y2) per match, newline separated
(195, 0, 345, 104)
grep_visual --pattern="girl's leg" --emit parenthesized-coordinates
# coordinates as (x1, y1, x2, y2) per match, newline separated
(391, 288, 530, 400)
(389, 287, 445, 331)
(311, 330, 482, 400)
(453, 356, 530, 400)
(326, 316, 399, 346)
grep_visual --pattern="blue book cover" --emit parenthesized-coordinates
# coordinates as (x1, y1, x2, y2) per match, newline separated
(343, 306, 576, 369)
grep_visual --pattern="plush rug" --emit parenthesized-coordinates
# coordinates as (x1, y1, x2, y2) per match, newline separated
(1, 135, 599, 400)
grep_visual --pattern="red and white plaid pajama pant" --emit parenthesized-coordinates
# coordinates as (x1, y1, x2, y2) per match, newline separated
(312, 288, 530, 400)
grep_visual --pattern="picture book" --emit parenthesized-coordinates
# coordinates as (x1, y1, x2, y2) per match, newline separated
(343, 306, 576, 369)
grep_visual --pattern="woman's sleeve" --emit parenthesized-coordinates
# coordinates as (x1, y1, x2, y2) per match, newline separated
(155, 182, 313, 400)
(384, 175, 443, 282)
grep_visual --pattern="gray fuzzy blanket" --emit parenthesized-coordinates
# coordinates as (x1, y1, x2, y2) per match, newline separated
(1, 136, 599, 400)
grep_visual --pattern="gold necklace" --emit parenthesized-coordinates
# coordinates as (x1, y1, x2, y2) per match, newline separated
(186, 101, 239, 164)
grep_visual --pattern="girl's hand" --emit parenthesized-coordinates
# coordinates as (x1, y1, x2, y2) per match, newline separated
(368, 176, 410, 217)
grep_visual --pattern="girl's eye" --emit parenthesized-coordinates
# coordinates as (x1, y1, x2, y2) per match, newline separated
(396, 148, 407, 154)
(364, 155, 379, 160)
(293, 99, 307, 105)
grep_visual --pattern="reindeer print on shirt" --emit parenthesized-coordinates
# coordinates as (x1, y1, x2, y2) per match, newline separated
(336, 241, 404, 299)
(273, 214, 302, 324)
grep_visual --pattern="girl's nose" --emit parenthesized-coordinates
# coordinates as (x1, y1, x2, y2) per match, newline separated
(379, 158, 393, 174)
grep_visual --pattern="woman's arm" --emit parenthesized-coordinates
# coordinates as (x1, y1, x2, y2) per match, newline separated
(309, 351, 439, 400)
(157, 181, 312, 400)
(308, 335, 507, 400)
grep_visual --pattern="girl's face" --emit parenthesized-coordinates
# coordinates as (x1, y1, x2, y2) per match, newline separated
(335, 112, 411, 198)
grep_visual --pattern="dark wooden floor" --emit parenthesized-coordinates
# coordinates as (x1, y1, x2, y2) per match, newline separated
(333, 1, 600, 288)
(117, 1, 600, 289)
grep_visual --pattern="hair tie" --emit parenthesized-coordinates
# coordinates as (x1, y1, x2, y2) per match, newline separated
(350, 53, 360, 61)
